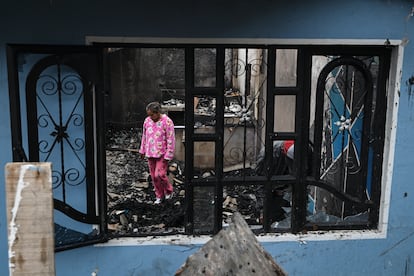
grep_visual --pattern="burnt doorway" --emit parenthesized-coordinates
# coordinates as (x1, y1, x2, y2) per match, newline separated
(103, 47, 187, 236)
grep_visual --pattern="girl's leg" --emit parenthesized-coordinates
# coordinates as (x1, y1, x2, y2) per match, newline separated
(155, 158, 173, 196)
(148, 158, 164, 199)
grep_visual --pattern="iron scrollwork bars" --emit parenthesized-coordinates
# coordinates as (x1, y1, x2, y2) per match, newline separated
(312, 56, 377, 227)
(25, 54, 99, 224)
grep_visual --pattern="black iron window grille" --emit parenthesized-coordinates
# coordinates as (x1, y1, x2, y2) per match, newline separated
(7, 44, 392, 250)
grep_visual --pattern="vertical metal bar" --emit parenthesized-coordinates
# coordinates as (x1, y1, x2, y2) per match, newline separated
(83, 51, 99, 218)
(56, 59, 68, 203)
(313, 56, 328, 181)
(7, 46, 27, 162)
(291, 48, 310, 233)
(263, 46, 276, 232)
(340, 64, 349, 194)
(95, 47, 109, 236)
(243, 62, 252, 178)
(184, 47, 195, 234)
(214, 47, 225, 233)
(25, 57, 40, 163)
(369, 49, 391, 227)
(354, 61, 373, 212)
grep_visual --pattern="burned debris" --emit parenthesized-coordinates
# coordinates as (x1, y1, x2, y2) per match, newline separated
(105, 126, 292, 236)
(101, 47, 378, 241)
(106, 127, 186, 236)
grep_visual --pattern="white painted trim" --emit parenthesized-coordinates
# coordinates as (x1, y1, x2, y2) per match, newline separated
(85, 36, 402, 46)
(96, 229, 386, 247)
(377, 45, 403, 234)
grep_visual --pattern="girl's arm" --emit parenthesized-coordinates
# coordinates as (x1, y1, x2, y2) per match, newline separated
(164, 117, 175, 160)
(139, 120, 147, 156)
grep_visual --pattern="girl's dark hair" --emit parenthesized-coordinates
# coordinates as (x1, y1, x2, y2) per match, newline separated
(146, 102, 162, 113)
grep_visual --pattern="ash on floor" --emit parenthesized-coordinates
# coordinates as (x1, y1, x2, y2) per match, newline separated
(105, 127, 289, 236)
(106, 127, 186, 236)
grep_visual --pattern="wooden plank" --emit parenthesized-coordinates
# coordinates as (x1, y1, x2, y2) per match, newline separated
(175, 212, 287, 276)
(5, 162, 55, 276)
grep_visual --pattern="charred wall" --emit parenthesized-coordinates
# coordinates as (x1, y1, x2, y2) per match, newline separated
(106, 48, 186, 127)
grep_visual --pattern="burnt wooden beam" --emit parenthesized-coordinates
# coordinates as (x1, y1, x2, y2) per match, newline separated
(175, 212, 287, 276)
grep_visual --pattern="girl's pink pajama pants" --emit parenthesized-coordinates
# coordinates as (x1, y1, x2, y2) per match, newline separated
(147, 157, 173, 199)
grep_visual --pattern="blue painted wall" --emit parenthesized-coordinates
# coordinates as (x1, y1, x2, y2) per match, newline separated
(1, 1, 414, 275)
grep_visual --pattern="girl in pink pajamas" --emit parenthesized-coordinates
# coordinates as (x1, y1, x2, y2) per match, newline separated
(139, 102, 175, 204)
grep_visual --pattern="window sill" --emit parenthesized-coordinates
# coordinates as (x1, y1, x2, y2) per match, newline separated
(96, 228, 386, 247)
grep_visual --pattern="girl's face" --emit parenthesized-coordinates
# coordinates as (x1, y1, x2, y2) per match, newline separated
(147, 110, 161, 122)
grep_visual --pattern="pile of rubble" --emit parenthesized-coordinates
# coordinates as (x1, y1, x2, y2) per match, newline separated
(105, 127, 289, 236)
(106, 127, 186, 236)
